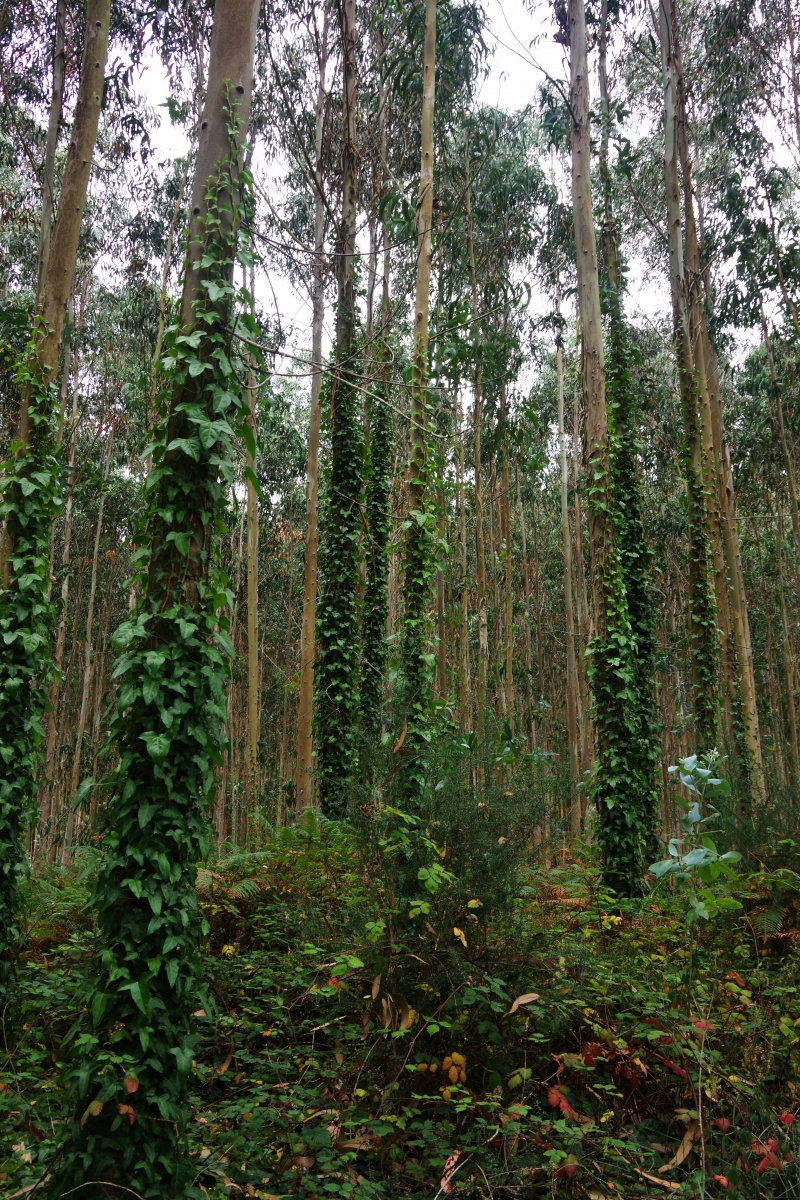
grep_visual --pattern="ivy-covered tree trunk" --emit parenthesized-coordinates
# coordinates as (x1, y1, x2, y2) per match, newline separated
(316, 0, 363, 818)
(570, 0, 644, 897)
(399, 0, 437, 807)
(296, 4, 329, 812)
(48, 3, 260, 1195)
(598, 0, 660, 854)
(0, 0, 110, 1007)
(361, 211, 393, 749)
(657, 0, 719, 752)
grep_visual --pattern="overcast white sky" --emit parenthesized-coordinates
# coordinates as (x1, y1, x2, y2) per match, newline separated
(137, 0, 671, 386)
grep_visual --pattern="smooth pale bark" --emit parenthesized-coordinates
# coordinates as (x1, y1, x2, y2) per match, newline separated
(557, 284, 580, 835)
(762, 308, 800, 571)
(36, 0, 67, 305)
(408, 0, 436, 512)
(398, 0, 436, 792)
(657, 0, 717, 747)
(464, 140, 488, 756)
(62, 423, 114, 862)
(246, 266, 260, 818)
(2, 0, 111, 584)
(295, 7, 329, 811)
(500, 388, 514, 710)
(457, 415, 471, 721)
(669, 0, 763, 781)
(148, 157, 191, 426)
(515, 460, 534, 740)
(777, 503, 799, 778)
(572, 378, 590, 778)
(569, 0, 610, 645)
(38, 357, 78, 858)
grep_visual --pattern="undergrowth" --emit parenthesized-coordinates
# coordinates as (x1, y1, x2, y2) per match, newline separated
(2, 816, 800, 1199)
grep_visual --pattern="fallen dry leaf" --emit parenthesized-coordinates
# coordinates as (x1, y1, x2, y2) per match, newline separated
(635, 1169, 681, 1190)
(660, 1121, 700, 1172)
(508, 992, 540, 1014)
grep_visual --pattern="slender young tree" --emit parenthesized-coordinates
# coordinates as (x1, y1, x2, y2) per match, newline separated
(0, 0, 111, 1005)
(296, 4, 329, 811)
(556, 277, 580, 834)
(49, 3, 261, 1193)
(657, 0, 718, 749)
(399, 0, 437, 806)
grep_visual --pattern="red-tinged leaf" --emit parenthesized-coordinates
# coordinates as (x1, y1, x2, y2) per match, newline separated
(781, 1112, 797, 1126)
(714, 1118, 731, 1132)
(547, 1087, 564, 1108)
(713, 1175, 729, 1189)
(125, 1076, 139, 1094)
(661, 1057, 689, 1080)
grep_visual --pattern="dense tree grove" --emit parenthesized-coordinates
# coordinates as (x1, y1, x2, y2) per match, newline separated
(2, 0, 800, 1196)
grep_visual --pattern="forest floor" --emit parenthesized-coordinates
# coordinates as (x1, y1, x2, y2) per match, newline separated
(2, 820, 800, 1200)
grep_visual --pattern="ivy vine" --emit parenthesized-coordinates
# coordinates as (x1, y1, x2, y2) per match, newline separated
(0, 339, 62, 1006)
(361, 342, 393, 754)
(47, 94, 255, 1199)
(315, 346, 364, 818)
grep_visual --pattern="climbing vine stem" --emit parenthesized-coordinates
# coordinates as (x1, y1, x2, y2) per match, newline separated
(48, 93, 257, 1199)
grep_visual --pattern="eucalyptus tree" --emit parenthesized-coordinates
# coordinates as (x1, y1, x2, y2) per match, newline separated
(568, 0, 654, 894)
(315, 0, 363, 817)
(49, 2, 261, 1192)
(0, 0, 111, 1004)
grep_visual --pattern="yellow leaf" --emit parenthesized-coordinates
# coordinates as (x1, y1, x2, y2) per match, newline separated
(467, 899, 482, 909)
(453, 927, 468, 948)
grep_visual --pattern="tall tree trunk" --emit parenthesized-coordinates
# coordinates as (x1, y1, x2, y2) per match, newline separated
(50, 4, 261, 1192)
(0, 0, 110, 1008)
(458, 413, 471, 723)
(36, 0, 67, 306)
(62, 421, 114, 863)
(762, 307, 800, 571)
(37, 344, 79, 858)
(295, 6, 329, 811)
(148, 157, 192, 428)
(361, 34, 393, 758)
(570, 0, 645, 894)
(465, 138, 488, 764)
(399, 0, 436, 803)
(572, 376, 591, 776)
(515, 460, 534, 742)
(316, 0, 363, 816)
(777, 502, 799, 779)
(245, 263, 260, 819)
(657, 0, 718, 749)
(557, 280, 580, 835)
(500, 386, 514, 711)
(599, 0, 660, 851)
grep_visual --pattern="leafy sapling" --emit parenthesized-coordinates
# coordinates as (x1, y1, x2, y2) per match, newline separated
(649, 752, 742, 923)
